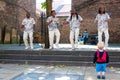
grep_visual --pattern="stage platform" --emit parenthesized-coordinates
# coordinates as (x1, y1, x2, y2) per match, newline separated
(0, 44, 120, 67)
(0, 43, 120, 51)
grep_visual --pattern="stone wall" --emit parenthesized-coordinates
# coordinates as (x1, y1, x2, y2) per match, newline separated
(0, 0, 36, 43)
(71, 0, 120, 43)
(0, 0, 120, 43)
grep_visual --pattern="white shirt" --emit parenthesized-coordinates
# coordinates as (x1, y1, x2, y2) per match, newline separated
(95, 13, 110, 29)
(22, 18, 35, 32)
(66, 15, 83, 30)
(47, 16, 59, 31)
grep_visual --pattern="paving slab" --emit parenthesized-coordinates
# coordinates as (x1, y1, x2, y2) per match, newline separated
(0, 64, 119, 80)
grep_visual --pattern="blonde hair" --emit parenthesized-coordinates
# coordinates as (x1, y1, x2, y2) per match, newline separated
(97, 42, 104, 50)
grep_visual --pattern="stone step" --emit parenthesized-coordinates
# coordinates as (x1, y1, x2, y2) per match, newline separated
(0, 59, 120, 67)
(0, 50, 120, 56)
(0, 54, 120, 62)
(0, 50, 120, 67)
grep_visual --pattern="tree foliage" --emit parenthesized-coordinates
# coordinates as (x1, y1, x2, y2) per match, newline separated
(41, 1, 46, 9)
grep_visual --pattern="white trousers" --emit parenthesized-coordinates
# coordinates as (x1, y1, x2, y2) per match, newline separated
(70, 28, 79, 48)
(98, 28, 109, 46)
(49, 29, 60, 48)
(23, 31, 33, 48)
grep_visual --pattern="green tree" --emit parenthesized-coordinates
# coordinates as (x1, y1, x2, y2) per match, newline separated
(41, 1, 46, 9)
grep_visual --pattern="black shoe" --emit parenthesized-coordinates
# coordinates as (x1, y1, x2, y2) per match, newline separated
(97, 75, 101, 79)
(101, 75, 105, 79)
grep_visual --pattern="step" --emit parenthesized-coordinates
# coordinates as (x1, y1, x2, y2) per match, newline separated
(0, 50, 120, 56)
(0, 59, 120, 67)
(0, 54, 120, 62)
(0, 50, 120, 67)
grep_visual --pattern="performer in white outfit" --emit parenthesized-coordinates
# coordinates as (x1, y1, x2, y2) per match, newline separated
(95, 6, 110, 47)
(66, 8, 83, 49)
(46, 10, 60, 49)
(21, 12, 35, 49)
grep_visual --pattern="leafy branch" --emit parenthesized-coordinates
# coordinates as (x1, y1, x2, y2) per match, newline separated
(41, 1, 46, 9)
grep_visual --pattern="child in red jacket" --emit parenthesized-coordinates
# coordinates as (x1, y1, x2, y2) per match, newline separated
(93, 42, 109, 80)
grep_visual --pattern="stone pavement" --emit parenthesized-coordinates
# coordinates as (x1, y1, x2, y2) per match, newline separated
(0, 64, 120, 80)
(0, 44, 120, 80)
